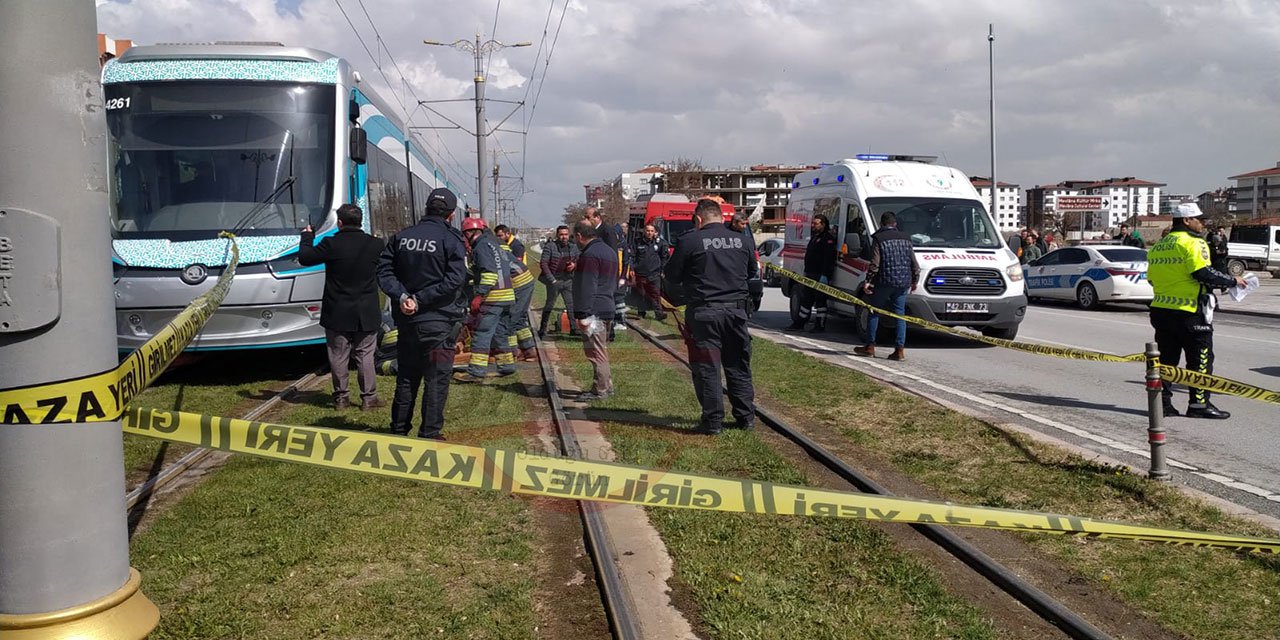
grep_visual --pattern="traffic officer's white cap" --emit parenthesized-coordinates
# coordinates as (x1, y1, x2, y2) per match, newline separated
(1172, 203, 1204, 218)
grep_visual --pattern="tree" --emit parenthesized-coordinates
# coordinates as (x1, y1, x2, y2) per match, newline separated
(563, 201, 589, 226)
(600, 182, 628, 225)
(655, 156, 705, 198)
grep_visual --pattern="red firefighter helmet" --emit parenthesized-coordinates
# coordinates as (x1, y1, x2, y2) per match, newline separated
(462, 217, 487, 231)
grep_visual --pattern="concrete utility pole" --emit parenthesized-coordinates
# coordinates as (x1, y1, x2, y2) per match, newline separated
(988, 24, 998, 220)
(0, 3, 159, 639)
(423, 35, 530, 220)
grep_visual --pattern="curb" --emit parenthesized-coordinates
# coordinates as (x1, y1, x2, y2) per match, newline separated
(1216, 307, 1280, 320)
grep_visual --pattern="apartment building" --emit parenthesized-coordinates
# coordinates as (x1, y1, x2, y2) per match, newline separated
(613, 166, 664, 201)
(1228, 162, 1280, 219)
(970, 177, 1021, 231)
(1025, 177, 1164, 231)
(696, 164, 818, 229)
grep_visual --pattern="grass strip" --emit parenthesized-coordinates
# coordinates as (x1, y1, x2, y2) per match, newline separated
(130, 366, 544, 639)
(553, 329, 998, 639)
(744, 334, 1280, 640)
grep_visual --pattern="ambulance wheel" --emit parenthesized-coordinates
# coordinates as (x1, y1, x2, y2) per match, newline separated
(853, 305, 870, 340)
(1076, 282, 1101, 310)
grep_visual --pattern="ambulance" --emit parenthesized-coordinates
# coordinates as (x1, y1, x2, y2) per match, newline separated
(780, 155, 1026, 339)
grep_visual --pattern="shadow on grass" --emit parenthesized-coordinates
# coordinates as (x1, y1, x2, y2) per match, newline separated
(127, 441, 169, 540)
(988, 391, 1148, 418)
(569, 406, 701, 436)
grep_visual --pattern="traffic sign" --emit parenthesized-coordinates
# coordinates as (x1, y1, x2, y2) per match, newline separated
(1054, 195, 1109, 211)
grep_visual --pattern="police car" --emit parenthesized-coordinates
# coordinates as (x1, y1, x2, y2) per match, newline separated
(1023, 244, 1152, 310)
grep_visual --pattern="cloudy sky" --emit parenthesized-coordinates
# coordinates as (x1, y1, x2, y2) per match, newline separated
(98, 0, 1280, 227)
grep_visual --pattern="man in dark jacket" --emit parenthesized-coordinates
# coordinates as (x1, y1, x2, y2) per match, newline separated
(538, 225, 578, 336)
(631, 223, 669, 320)
(299, 204, 386, 410)
(571, 220, 618, 401)
(664, 199, 756, 435)
(376, 188, 468, 439)
(1207, 225, 1230, 272)
(854, 212, 920, 361)
(787, 213, 838, 332)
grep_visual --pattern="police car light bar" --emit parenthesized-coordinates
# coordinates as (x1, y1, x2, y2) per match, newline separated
(854, 154, 938, 164)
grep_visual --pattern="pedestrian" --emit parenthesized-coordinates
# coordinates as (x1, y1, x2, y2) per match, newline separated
(1207, 224, 1230, 272)
(728, 212, 760, 279)
(786, 213, 837, 332)
(663, 199, 756, 435)
(854, 211, 920, 361)
(496, 224, 537, 361)
(1146, 203, 1247, 420)
(538, 225, 579, 336)
(571, 220, 618, 401)
(1034, 229, 1048, 255)
(298, 203, 386, 410)
(376, 188, 468, 439)
(631, 223, 670, 320)
(582, 206, 627, 340)
(1022, 229, 1043, 262)
(1045, 233, 1060, 252)
(455, 217, 516, 383)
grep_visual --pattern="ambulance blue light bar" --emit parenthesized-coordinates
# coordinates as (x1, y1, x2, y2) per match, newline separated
(854, 154, 938, 164)
(856, 154, 891, 161)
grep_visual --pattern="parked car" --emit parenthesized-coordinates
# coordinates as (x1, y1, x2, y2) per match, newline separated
(757, 238, 784, 286)
(1023, 245, 1151, 310)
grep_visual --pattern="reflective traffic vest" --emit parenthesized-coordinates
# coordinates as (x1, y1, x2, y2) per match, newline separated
(1146, 230, 1209, 312)
(502, 240, 535, 289)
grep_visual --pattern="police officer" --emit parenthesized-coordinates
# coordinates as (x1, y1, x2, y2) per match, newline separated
(664, 199, 756, 435)
(496, 224, 537, 361)
(376, 188, 468, 440)
(787, 213, 837, 332)
(631, 223, 669, 320)
(456, 217, 516, 383)
(1147, 203, 1247, 419)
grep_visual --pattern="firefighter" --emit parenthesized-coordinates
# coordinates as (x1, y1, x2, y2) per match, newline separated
(787, 213, 838, 332)
(1147, 203, 1247, 419)
(496, 224, 537, 361)
(376, 188, 468, 440)
(455, 217, 516, 383)
(663, 199, 756, 435)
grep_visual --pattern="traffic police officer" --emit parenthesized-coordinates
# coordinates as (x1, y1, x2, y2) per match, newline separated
(496, 225, 537, 361)
(457, 217, 516, 382)
(663, 199, 756, 435)
(376, 188, 468, 440)
(1147, 203, 1246, 419)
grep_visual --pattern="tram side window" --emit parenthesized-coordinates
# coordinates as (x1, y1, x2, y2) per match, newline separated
(367, 146, 410, 238)
(411, 175, 429, 221)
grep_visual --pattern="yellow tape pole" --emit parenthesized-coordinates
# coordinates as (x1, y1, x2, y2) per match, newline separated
(0, 235, 240, 424)
(123, 406, 1280, 554)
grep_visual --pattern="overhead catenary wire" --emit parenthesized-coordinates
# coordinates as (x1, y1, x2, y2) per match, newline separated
(333, 0, 476, 188)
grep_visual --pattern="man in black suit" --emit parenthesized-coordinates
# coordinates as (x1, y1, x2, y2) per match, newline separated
(299, 204, 387, 410)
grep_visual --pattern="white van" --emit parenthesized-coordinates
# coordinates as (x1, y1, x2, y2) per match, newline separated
(780, 155, 1027, 339)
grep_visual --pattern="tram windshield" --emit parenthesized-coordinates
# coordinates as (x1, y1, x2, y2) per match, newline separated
(105, 81, 336, 239)
(866, 197, 1002, 249)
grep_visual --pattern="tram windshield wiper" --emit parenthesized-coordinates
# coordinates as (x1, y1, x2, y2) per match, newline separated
(230, 175, 298, 234)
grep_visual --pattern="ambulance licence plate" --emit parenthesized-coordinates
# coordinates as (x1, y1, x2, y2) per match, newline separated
(944, 302, 988, 313)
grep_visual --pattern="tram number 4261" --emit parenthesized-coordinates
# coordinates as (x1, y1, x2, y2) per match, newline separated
(105, 97, 131, 110)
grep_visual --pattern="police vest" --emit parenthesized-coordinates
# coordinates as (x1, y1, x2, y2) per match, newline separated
(1147, 230, 1209, 312)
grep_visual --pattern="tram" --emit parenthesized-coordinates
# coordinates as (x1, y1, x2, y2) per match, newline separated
(103, 42, 466, 350)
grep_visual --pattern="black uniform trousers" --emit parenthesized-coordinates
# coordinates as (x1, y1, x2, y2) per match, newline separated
(685, 303, 755, 428)
(391, 319, 461, 438)
(797, 273, 828, 321)
(1149, 306, 1214, 407)
(540, 279, 575, 333)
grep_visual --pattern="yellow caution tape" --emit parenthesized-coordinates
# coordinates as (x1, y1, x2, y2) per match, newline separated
(122, 405, 1280, 553)
(770, 265, 1280, 405)
(1160, 365, 1280, 406)
(769, 265, 1143, 363)
(0, 235, 239, 424)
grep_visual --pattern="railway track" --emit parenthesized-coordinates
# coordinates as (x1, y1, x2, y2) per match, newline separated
(531, 331, 642, 640)
(622, 317, 1114, 640)
(124, 368, 324, 512)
